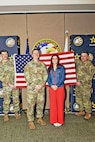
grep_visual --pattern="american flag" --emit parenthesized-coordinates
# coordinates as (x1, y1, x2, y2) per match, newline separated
(14, 51, 77, 88)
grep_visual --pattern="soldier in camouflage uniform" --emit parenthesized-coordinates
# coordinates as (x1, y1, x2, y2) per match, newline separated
(0, 51, 2, 69)
(0, 51, 3, 82)
(75, 51, 95, 120)
(0, 50, 21, 122)
(24, 49, 48, 129)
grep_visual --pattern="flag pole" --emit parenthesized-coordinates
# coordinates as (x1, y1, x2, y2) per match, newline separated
(64, 30, 70, 112)
(26, 14, 28, 38)
(25, 14, 30, 54)
(64, 30, 69, 52)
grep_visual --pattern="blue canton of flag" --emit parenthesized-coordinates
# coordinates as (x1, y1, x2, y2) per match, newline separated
(14, 54, 32, 88)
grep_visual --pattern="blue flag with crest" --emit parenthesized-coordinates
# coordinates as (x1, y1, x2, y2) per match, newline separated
(26, 38, 30, 54)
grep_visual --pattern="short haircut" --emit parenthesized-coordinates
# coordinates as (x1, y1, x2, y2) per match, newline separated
(81, 51, 89, 56)
(0, 50, 9, 54)
(32, 48, 41, 54)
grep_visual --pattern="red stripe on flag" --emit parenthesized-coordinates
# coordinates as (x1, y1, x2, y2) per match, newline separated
(16, 81, 26, 83)
(16, 86, 27, 89)
(16, 76, 25, 78)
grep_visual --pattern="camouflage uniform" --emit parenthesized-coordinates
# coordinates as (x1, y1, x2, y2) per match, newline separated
(0, 61, 3, 80)
(0, 59, 20, 114)
(75, 59, 95, 113)
(24, 60, 48, 122)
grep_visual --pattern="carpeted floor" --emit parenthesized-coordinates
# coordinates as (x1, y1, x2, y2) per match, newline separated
(0, 111, 95, 142)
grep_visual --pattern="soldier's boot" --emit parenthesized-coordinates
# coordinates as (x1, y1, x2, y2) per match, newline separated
(15, 112, 21, 119)
(29, 122, 36, 129)
(37, 118, 46, 126)
(75, 111, 85, 116)
(4, 113, 9, 122)
(84, 113, 91, 120)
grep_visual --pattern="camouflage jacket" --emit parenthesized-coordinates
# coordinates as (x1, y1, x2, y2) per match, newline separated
(75, 59, 95, 85)
(24, 60, 48, 88)
(0, 59, 15, 86)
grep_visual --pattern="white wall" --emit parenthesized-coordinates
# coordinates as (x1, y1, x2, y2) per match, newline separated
(0, 0, 95, 5)
(0, 0, 95, 14)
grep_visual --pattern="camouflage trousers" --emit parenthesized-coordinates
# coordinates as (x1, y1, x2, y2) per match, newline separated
(3, 87, 20, 114)
(27, 86, 45, 122)
(75, 86, 92, 113)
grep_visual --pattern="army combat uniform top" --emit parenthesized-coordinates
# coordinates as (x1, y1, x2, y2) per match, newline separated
(24, 60, 48, 92)
(0, 59, 14, 86)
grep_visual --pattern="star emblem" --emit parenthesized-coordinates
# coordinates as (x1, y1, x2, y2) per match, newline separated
(75, 53, 80, 59)
(90, 36, 95, 43)
(92, 102, 95, 108)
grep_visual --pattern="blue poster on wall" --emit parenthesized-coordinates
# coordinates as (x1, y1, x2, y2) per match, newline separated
(0, 36, 20, 114)
(70, 35, 95, 112)
(0, 36, 20, 56)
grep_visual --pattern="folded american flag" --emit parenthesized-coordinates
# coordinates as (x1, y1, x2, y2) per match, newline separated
(14, 51, 77, 88)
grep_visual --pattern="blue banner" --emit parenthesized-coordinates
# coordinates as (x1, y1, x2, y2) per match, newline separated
(70, 35, 95, 112)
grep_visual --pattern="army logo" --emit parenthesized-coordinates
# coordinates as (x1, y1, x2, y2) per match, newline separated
(6, 38, 15, 47)
(0, 88, 3, 97)
(73, 103, 80, 111)
(89, 53, 94, 61)
(33, 39, 62, 54)
(73, 36, 83, 46)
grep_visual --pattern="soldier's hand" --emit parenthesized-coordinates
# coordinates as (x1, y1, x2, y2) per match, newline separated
(35, 85, 42, 90)
(8, 83, 15, 89)
(76, 81, 81, 86)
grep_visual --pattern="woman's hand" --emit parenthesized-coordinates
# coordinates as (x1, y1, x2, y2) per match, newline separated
(51, 85, 57, 90)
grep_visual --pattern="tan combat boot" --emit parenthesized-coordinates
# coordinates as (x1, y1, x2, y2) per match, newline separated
(15, 112, 21, 119)
(29, 122, 36, 129)
(84, 113, 91, 120)
(4, 113, 9, 122)
(37, 118, 46, 126)
(75, 111, 85, 116)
